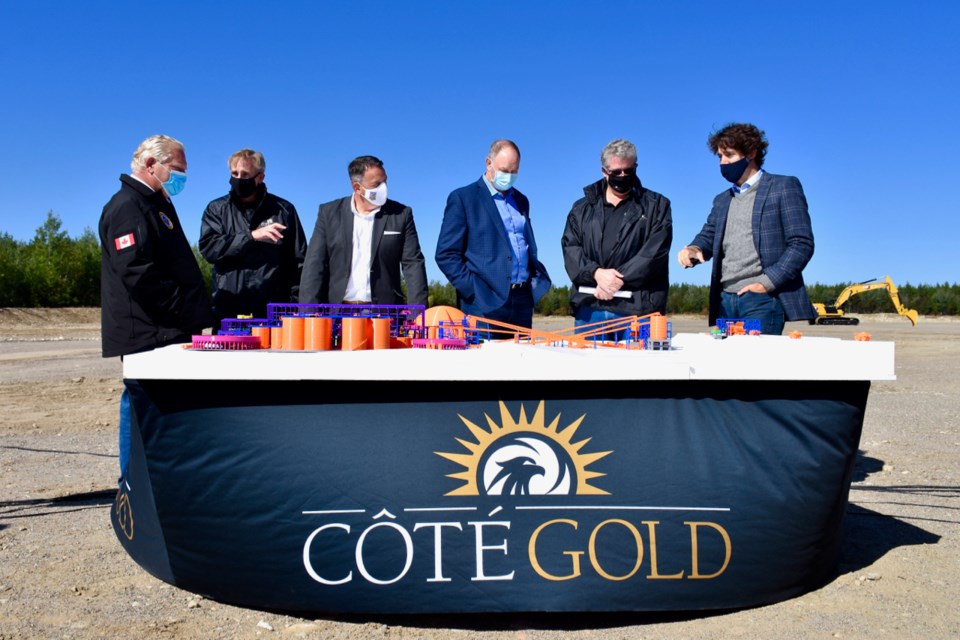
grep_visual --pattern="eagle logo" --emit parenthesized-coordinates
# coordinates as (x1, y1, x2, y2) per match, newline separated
(436, 401, 611, 496)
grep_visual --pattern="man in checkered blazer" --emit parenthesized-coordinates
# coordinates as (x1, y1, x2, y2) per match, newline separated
(678, 123, 815, 335)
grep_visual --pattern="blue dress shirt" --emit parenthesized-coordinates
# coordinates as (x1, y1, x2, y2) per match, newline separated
(483, 176, 530, 284)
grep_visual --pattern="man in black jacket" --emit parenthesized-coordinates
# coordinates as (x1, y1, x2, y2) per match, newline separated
(300, 155, 428, 307)
(200, 149, 307, 325)
(99, 134, 213, 477)
(561, 138, 672, 340)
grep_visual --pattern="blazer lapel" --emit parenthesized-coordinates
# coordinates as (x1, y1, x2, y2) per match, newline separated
(476, 179, 511, 247)
(339, 197, 354, 269)
(751, 174, 772, 249)
(714, 191, 733, 257)
(371, 206, 387, 258)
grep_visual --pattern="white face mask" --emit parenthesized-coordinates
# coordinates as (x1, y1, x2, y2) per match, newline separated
(359, 182, 387, 206)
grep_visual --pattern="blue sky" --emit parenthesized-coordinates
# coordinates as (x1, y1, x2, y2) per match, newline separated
(2, 1, 957, 287)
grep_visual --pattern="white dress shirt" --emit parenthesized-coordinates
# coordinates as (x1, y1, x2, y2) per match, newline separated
(342, 197, 380, 302)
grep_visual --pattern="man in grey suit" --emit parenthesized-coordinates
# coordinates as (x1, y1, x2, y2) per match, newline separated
(678, 123, 814, 335)
(300, 156, 428, 307)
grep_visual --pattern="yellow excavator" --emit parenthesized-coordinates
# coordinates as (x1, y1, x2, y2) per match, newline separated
(813, 276, 919, 326)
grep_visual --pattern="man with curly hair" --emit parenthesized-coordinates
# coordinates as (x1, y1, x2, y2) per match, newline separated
(678, 123, 814, 335)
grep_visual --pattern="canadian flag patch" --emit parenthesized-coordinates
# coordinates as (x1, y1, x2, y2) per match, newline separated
(114, 233, 136, 251)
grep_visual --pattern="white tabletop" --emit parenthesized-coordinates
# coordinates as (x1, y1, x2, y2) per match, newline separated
(123, 333, 895, 382)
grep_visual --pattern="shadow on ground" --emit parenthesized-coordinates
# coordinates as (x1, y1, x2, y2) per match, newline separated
(0, 488, 116, 521)
(839, 450, 947, 575)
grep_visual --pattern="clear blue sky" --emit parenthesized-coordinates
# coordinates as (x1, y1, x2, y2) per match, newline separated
(2, 1, 957, 287)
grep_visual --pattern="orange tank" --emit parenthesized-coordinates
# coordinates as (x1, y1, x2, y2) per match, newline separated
(649, 314, 668, 341)
(251, 326, 271, 349)
(304, 317, 332, 350)
(341, 317, 369, 351)
(371, 318, 392, 349)
(282, 316, 305, 350)
(270, 326, 283, 350)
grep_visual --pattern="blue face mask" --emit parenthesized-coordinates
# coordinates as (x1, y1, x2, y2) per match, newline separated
(161, 166, 187, 196)
(493, 171, 518, 192)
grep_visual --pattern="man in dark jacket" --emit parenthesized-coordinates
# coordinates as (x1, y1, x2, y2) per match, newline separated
(677, 123, 814, 335)
(199, 149, 307, 325)
(300, 155, 428, 307)
(562, 138, 672, 340)
(99, 134, 213, 477)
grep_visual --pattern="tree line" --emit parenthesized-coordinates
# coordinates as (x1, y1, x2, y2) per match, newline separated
(3, 213, 959, 316)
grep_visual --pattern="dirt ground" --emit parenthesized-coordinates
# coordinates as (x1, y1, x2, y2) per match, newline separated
(1, 308, 958, 639)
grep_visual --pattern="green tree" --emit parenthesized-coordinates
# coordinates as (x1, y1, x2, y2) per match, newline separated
(427, 281, 457, 307)
(535, 285, 571, 316)
(0, 232, 27, 307)
(69, 229, 101, 306)
(666, 283, 709, 314)
(22, 211, 73, 306)
(193, 245, 213, 297)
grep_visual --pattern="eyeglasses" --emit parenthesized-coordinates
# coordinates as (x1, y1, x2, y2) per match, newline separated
(603, 166, 637, 177)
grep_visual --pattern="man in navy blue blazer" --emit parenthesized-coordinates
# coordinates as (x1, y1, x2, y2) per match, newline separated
(435, 140, 551, 328)
(678, 123, 815, 335)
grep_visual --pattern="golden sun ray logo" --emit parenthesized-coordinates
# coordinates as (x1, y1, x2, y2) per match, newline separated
(435, 400, 612, 497)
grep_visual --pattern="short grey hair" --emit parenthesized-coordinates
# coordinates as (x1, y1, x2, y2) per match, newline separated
(131, 135, 184, 172)
(487, 139, 520, 161)
(600, 138, 637, 169)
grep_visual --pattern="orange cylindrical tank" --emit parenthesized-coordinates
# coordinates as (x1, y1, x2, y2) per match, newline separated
(650, 314, 668, 341)
(305, 317, 333, 350)
(270, 326, 283, 350)
(371, 318, 392, 349)
(282, 316, 305, 350)
(341, 317, 369, 351)
(251, 326, 271, 349)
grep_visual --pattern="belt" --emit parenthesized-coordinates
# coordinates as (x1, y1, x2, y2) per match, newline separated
(342, 300, 371, 304)
(510, 281, 530, 290)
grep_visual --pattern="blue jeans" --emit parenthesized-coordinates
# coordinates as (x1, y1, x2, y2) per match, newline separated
(460, 287, 534, 334)
(118, 386, 130, 481)
(574, 306, 629, 342)
(720, 291, 786, 335)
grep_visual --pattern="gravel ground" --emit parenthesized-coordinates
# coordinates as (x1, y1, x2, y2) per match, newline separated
(1, 308, 957, 639)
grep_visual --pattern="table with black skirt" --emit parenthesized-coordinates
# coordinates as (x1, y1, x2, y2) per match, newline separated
(113, 333, 893, 613)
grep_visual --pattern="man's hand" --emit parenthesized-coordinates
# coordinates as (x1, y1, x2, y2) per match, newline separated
(737, 282, 768, 295)
(678, 246, 704, 268)
(252, 223, 286, 243)
(594, 268, 624, 300)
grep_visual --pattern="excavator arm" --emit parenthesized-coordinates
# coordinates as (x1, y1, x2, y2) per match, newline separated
(883, 276, 919, 326)
(814, 276, 919, 325)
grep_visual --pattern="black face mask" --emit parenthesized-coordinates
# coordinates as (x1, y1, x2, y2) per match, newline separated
(230, 176, 259, 199)
(720, 157, 751, 184)
(607, 173, 637, 194)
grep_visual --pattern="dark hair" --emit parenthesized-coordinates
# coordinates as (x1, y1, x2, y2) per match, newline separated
(708, 123, 769, 167)
(348, 156, 384, 184)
